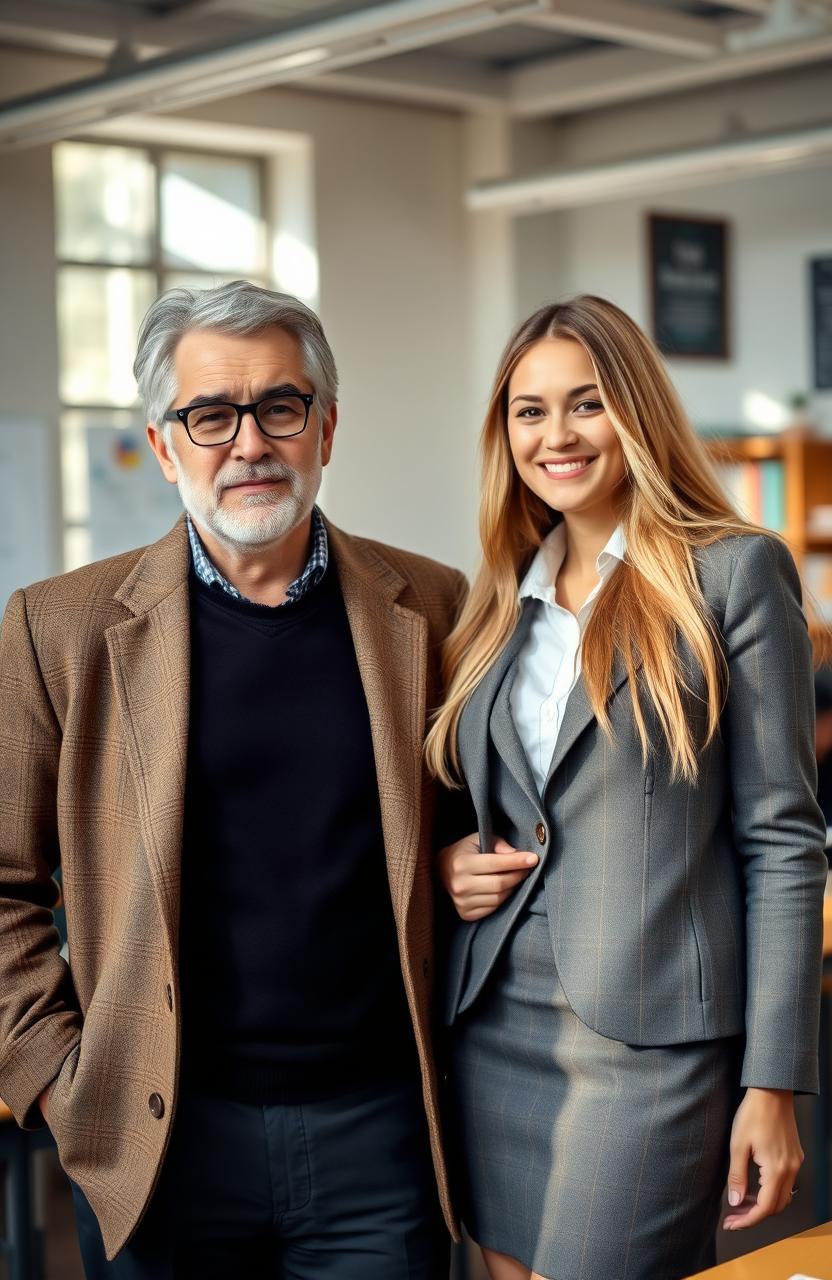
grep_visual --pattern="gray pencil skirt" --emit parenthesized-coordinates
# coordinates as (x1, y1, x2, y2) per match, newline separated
(449, 905, 743, 1280)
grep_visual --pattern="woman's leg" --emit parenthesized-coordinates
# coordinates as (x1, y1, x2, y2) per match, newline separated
(481, 1244, 530, 1279)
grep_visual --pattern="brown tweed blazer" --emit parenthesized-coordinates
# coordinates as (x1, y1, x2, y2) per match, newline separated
(0, 513, 466, 1260)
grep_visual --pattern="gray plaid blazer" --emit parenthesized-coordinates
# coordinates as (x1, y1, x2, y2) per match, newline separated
(444, 533, 828, 1094)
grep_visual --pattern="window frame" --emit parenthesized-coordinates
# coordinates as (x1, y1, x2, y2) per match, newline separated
(54, 135, 271, 568)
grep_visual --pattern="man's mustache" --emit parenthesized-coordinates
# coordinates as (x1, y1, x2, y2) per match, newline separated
(216, 463, 297, 494)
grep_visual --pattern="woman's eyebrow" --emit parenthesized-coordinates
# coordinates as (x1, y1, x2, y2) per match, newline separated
(509, 383, 599, 407)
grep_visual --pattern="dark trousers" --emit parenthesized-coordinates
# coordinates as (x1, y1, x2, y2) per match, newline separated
(71, 1077, 449, 1279)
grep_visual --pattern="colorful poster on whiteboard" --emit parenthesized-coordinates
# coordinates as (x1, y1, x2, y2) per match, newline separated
(88, 427, 182, 562)
(0, 417, 54, 613)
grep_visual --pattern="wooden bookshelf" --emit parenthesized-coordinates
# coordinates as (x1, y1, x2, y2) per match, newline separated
(705, 431, 832, 651)
(705, 430, 832, 567)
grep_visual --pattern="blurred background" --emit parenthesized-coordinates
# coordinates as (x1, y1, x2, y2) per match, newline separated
(0, 0, 830, 1276)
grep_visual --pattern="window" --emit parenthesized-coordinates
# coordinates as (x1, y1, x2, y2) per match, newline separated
(53, 139, 269, 568)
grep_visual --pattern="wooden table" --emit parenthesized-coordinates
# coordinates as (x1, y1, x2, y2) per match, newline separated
(690, 1218, 832, 1278)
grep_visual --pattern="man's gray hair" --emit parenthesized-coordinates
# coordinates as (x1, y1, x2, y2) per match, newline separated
(133, 279, 338, 434)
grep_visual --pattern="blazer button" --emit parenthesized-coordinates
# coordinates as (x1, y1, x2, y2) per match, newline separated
(422, 958, 430, 979)
(535, 822, 547, 845)
(165, 984, 173, 1012)
(148, 1093, 165, 1120)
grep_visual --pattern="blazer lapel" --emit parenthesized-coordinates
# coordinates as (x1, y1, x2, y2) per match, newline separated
(543, 648, 634, 791)
(458, 603, 534, 846)
(326, 521, 427, 934)
(105, 518, 191, 956)
(489, 662, 541, 811)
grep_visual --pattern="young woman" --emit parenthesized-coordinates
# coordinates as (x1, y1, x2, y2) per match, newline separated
(427, 296, 827, 1280)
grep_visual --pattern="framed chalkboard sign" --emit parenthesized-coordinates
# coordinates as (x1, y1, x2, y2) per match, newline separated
(648, 213, 729, 359)
(812, 257, 832, 390)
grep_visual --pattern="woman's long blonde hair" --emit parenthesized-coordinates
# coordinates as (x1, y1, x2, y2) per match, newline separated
(425, 294, 770, 787)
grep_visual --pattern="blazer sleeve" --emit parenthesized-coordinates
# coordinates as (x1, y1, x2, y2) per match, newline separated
(722, 535, 828, 1093)
(0, 589, 82, 1128)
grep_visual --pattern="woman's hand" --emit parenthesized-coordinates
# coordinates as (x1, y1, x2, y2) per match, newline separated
(723, 1088, 804, 1230)
(438, 832, 539, 921)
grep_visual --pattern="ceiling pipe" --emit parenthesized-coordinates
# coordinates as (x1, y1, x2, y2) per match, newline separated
(466, 120, 832, 212)
(0, 0, 545, 149)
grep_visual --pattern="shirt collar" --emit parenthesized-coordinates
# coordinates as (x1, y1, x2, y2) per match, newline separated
(519, 522, 626, 605)
(186, 507, 329, 607)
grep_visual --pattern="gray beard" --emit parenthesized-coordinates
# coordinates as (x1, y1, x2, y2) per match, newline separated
(171, 448, 322, 551)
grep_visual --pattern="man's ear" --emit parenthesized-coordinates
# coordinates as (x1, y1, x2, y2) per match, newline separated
(146, 424, 179, 485)
(321, 403, 337, 468)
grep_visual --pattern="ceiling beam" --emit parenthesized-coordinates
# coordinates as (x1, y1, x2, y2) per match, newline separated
(467, 120, 832, 213)
(699, 0, 771, 11)
(0, 0, 280, 58)
(507, 31, 832, 117)
(312, 51, 506, 111)
(523, 0, 725, 59)
(0, 0, 541, 147)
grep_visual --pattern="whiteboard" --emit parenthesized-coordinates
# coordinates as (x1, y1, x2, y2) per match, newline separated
(88, 426, 183, 563)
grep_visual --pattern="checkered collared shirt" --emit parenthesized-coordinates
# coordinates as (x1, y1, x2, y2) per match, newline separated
(186, 507, 329, 607)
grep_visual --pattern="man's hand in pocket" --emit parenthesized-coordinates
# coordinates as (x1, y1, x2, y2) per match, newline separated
(38, 1081, 55, 1125)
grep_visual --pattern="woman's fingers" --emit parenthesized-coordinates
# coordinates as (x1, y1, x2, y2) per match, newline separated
(461, 869, 532, 895)
(723, 1176, 782, 1230)
(465, 851, 540, 874)
(725, 1139, 748, 1215)
(438, 831, 540, 918)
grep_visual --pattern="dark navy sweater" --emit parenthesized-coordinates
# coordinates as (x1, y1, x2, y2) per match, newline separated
(178, 562, 417, 1102)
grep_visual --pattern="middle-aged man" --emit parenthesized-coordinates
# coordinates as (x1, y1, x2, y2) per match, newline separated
(0, 281, 468, 1278)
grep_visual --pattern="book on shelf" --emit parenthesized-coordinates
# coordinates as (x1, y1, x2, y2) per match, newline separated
(714, 458, 785, 531)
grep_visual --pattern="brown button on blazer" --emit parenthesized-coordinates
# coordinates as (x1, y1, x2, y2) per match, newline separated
(0, 513, 466, 1261)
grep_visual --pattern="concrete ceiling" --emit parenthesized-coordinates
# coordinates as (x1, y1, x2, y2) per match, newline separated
(0, 0, 829, 147)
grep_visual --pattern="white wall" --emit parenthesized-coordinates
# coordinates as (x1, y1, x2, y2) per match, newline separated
(511, 64, 832, 434)
(514, 165, 832, 433)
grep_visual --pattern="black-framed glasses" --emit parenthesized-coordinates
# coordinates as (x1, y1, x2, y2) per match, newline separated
(163, 391, 315, 447)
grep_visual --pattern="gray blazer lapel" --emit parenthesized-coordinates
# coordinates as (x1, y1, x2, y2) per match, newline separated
(445, 612, 533, 1025)
(543, 649, 633, 790)
(458, 604, 534, 847)
(489, 663, 541, 811)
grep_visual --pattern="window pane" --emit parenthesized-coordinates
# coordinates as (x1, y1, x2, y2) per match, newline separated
(160, 151, 264, 273)
(57, 267, 157, 406)
(54, 142, 155, 264)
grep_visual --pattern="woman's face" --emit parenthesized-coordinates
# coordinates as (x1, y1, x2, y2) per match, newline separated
(506, 336, 627, 522)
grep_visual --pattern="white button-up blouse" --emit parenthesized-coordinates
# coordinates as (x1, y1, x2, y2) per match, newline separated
(510, 522, 627, 794)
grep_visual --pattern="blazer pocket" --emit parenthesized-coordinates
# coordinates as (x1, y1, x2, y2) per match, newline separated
(642, 758, 654, 842)
(687, 897, 711, 1004)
